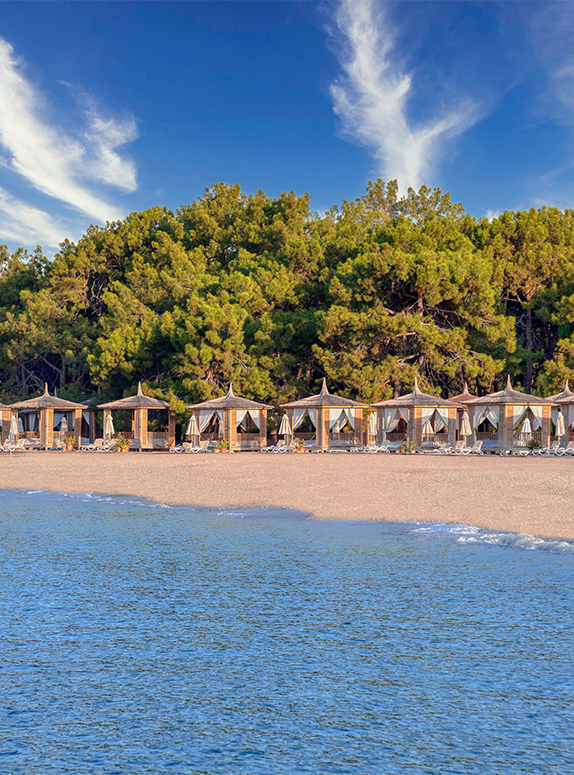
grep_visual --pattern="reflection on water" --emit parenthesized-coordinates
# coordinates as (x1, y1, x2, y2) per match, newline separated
(1, 489, 573, 774)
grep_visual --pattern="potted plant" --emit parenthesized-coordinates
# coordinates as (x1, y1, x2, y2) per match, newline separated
(293, 437, 305, 453)
(527, 439, 541, 451)
(218, 439, 229, 453)
(115, 436, 130, 452)
(64, 435, 75, 451)
(399, 442, 407, 454)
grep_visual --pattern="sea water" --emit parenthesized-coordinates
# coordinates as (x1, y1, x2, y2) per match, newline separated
(1, 489, 573, 774)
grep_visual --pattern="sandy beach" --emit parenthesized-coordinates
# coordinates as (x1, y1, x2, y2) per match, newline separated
(1, 451, 574, 540)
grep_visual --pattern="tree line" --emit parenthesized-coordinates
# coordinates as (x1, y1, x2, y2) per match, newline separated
(1, 180, 573, 420)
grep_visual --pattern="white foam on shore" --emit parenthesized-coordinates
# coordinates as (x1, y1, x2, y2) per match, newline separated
(410, 521, 574, 553)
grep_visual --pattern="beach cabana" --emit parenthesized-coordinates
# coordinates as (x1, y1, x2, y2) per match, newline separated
(98, 383, 174, 450)
(548, 381, 574, 447)
(470, 376, 554, 451)
(448, 382, 478, 444)
(372, 377, 462, 448)
(280, 379, 367, 451)
(9, 385, 89, 449)
(186, 384, 271, 451)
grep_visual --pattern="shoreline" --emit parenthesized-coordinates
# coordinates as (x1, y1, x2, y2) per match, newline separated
(1, 452, 574, 540)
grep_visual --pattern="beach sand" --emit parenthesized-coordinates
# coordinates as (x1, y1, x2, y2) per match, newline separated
(2, 451, 574, 540)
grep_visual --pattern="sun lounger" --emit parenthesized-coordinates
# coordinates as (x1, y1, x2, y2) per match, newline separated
(510, 447, 530, 456)
(553, 441, 574, 457)
(460, 440, 483, 455)
(539, 440, 560, 456)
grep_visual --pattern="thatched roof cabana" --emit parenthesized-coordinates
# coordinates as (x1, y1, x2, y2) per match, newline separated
(280, 379, 367, 450)
(9, 384, 87, 449)
(372, 377, 462, 447)
(469, 375, 555, 450)
(187, 384, 272, 451)
(98, 383, 173, 450)
(448, 382, 477, 404)
(548, 381, 574, 443)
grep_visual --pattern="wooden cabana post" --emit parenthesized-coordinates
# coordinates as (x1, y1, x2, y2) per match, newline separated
(280, 378, 366, 451)
(372, 377, 461, 449)
(186, 384, 271, 451)
(0, 402, 10, 444)
(547, 380, 574, 447)
(9, 384, 88, 449)
(98, 383, 173, 450)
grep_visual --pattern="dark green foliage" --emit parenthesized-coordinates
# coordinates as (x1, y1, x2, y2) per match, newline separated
(1, 181, 574, 408)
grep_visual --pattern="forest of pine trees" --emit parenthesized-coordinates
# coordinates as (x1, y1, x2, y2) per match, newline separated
(1, 180, 574, 421)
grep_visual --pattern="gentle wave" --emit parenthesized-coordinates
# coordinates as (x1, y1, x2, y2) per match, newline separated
(410, 521, 574, 553)
(18, 488, 574, 554)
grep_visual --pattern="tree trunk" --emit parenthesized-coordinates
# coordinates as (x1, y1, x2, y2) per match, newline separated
(524, 307, 533, 393)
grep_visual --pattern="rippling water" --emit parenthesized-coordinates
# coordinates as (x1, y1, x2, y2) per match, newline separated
(1, 489, 573, 774)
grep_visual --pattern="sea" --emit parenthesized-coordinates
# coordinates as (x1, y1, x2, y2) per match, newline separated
(1, 489, 573, 774)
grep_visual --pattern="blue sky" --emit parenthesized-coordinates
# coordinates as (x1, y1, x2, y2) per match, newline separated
(0, 1, 573, 252)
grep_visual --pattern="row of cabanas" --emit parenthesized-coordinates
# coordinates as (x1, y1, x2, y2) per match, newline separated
(2, 376, 573, 451)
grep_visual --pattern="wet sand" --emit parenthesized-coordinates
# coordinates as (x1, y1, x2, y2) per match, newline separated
(1, 451, 573, 540)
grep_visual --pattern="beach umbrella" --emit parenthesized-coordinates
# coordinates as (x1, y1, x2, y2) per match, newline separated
(186, 414, 199, 437)
(10, 413, 18, 441)
(104, 413, 115, 438)
(278, 413, 291, 436)
(522, 417, 532, 434)
(60, 416, 68, 433)
(460, 412, 472, 437)
(368, 412, 377, 436)
(556, 411, 566, 437)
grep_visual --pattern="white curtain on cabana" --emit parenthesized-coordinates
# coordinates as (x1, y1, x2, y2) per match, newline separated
(384, 409, 400, 434)
(530, 405, 543, 430)
(53, 411, 65, 429)
(329, 409, 355, 430)
(293, 408, 316, 430)
(199, 409, 224, 432)
(555, 411, 566, 437)
(420, 408, 435, 433)
(236, 410, 260, 429)
(368, 413, 377, 435)
(435, 408, 450, 432)
(512, 406, 527, 430)
(474, 406, 500, 429)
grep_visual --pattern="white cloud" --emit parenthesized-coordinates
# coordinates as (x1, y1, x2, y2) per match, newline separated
(483, 209, 502, 221)
(329, 0, 478, 192)
(530, 4, 574, 119)
(0, 37, 138, 226)
(0, 187, 69, 246)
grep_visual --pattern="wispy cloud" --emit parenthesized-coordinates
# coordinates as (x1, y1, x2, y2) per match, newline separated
(328, 0, 478, 192)
(530, 3, 574, 120)
(0, 37, 138, 234)
(0, 187, 69, 247)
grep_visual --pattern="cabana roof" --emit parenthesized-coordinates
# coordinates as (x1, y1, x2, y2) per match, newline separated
(187, 383, 272, 411)
(0, 401, 8, 410)
(471, 375, 555, 405)
(548, 380, 574, 404)
(280, 378, 367, 409)
(98, 382, 170, 410)
(372, 377, 461, 408)
(448, 382, 477, 404)
(10, 384, 85, 411)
